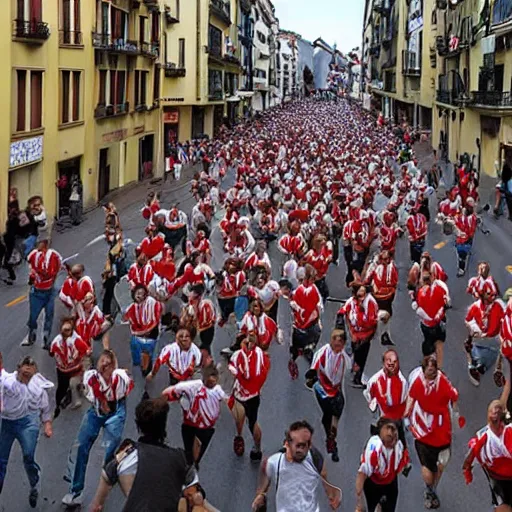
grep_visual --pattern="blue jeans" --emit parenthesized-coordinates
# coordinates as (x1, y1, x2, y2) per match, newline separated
(23, 235, 37, 259)
(471, 342, 499, 372)
(67, 403, 126, 494)
(28, 287, 56, 334)
(0, 413, 41, 491)
(130, 336, 157, 366)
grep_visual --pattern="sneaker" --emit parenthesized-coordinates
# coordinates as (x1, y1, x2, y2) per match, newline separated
(494, 370, 506, 388)
(402, 463, 412, 478)
(62, 491, 84, 506)
(457, 268, 465, 277)
(350, 376, 366, 389)
(69, 400, 82, 410)
(288, 359, 299, 380)
(21, 331, 36, 347)
(468, 367, 481, 387)
(220, 346, 234, 357)
(331, 447, 340, 462)
(277, 329, 284, 345)
(250, 448, 262, 461)
(54, 407, 61, 419)
(326, 437, 336, 454)
(304, 379, 315, 391)
(29, 487, 38, 508)
(233, 435, 245, 457)
(380, 333, 395, 346)
(60, 389, 72, 410)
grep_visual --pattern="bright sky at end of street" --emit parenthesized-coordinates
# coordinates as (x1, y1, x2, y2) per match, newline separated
(273, 0, 365, 53)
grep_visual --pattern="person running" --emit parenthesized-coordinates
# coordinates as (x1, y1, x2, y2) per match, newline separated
(0, 353, 53, 508)
(406, 356, 465, 509)
(364, 250, 398, 346)
(463, 400, 512, 512)
(287, 264, 323, 380)
(355, 417, 410, 512)
(467, 261, 499, 299)
(63, 350, 133, 506)
(464, 282, 506, 387)
(90, 398, 210, 512)
(215, 257, 247, 328)
(163, 366, 229, 468)
(410, 270, 450, 368)
(187, 283, 216, 358)
(406, 204, 428, 264)
(338, 283, 378, 388)
(305, 329, 350, 462)
(123, 284, 163, 377)
(302, 233, 333, 302)
(49, 318, 90, 417)
(453, 197, 478, 277)
(127, 252, 155, 290)
(59, 263, 95, 316)
(147, 327, 202, 385)
(228, 334, 270, 460)
(252, 420, 341, 512)
(24, 234, 63, 348)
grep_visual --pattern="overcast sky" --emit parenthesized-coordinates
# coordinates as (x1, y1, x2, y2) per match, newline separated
(273, 0, 365, 53)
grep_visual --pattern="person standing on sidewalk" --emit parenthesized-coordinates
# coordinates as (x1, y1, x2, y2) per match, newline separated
(0, 353, 54, 508)
(23, 233, 63, 349)
(63, 349, 133, 507)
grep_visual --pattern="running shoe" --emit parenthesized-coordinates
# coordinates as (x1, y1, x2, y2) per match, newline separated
(21, 331, 36, 347)
(288, 359, 299, 380)
(350, 377, 366, 389)
(468, 367, 480, 387)
(233, 435, 245, 456)
(380, 333, 395, 346)
(331, 447, 340, 463)
(493, 369, 506, 388)
(250, 449, 262, 462)
(29, 487, 38, 508)
(326, 437, 336, 454)
(62, 491, 84, 506)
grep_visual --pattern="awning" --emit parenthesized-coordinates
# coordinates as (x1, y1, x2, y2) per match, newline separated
(237, 91, 255, 98)
(226, 95, 241, 102)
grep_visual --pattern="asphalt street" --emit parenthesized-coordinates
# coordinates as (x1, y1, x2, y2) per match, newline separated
(1, 149, 512, 512)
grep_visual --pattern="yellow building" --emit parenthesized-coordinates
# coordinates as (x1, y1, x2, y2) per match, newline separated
(2, 0, 203, 228)
(160, 0, 242, 150)
(365, 0, 436, 131)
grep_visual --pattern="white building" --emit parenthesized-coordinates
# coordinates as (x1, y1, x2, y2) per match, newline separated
(278, 32, 298, 102)
(297, 37, 315, 97)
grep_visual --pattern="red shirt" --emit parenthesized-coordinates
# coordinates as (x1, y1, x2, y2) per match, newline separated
(291, 282, 322, 330)
(76, 306, 105, 346)
(367, 369, 408, 420)
(59, 276, 94, 309)
(229, 346, 270, 401)
(466, 299, 505, 338)
(415, 281, 449, 327)
(189, 298, 216, 331)
(218, 271, 246, 298)
(277, 234, 305, 257)
(366, 262, 398, 300)
(127, 263, 154, 289)
(302, 244, 333, 280)
(406, 213, 427, 242)
(339, 295, 378, 341)
(150, 258, 176, 282)
(28, 249, 62, 290)
(123, 297, 162, 336)
(500, 311, 512, 361)
(455, 213, 478, 244)
(408, 368, 459, 447)
(49, 332, 89, 373)
(240, 312, 277, 350)
(468, 424, 512, 479)
(137, 235, 165, 260)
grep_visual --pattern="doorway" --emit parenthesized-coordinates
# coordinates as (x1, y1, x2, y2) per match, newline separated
(192, 106, 205, 138)
(98, 148, 110, 200)
(139, 135, 154, 181)
(57, 157, 81, 218)
(213, 105, 224, 136)
(164, 123, 179, 157)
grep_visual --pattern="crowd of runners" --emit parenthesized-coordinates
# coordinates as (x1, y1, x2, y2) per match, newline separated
(0, 97, 511, 512)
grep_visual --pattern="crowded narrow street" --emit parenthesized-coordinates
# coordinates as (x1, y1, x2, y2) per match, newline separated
(1, 98, 512, 511)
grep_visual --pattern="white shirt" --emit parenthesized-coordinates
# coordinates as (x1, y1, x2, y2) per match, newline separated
(266, 451, 321, 512)
(0, 370, 54, 422)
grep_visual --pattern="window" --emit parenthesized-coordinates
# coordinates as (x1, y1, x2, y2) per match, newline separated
(60, 0, 81, 44)
(60, 70, 82, 124)
(151, 11, 160, 42)
(139, 16, 149, 44)
(208, 69, 223, 99)
(98, 69, 126, 108)
(179, 38, 185, 68)
(17, 0, 43, 22)
(208, 24, 222, 57)
(257, 31, 266, 44)
(153, 65, 160, 103)
(15, 69, 43, 132)
(134, 70, 149, 107)
(111, 7, 128, 41)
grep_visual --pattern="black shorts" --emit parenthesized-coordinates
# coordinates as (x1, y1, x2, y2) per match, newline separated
(292, 323, 321, 351)
(489, 475, 512, 507)
(421, 322, 446, 356)
(376, 297, 394, 316)
(199, 326, 215, 351)
(415, 440, 450, 473)
(237, 395, 261, 432)
(265, 300, 279, 323)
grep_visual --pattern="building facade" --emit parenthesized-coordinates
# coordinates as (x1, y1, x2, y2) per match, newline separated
(296, 36, 314, 97)
(278, 31, 298, 102)
(313, 38, 334, 90)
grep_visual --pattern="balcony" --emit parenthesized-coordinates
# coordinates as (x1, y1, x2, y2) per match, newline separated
(223, 53, 241, 66)
(402, 50, 421, 76)
(208, 90, 223, 101)
(165, 7, 179, 24)
(210, 0, 231, 26)
(373, 0, 390, 16)
(59, 30, 83, 46)
(143, 0, 159, 10)
(492, 0, 512, 27)
(94, 102, 130, 119)
(436, 89, 467, 106)
(471, 90, 512, 109)
(141, 41, 159, 59)
(13, 20, 50, 42)
(92, 33, 140, 55)
(159, 62, 186, 77)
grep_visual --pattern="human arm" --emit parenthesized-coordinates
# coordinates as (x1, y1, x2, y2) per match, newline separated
(89, 471, 113, 512)
(355, 471, 367, 512)
(252, 457, 271, 512)
(320, 463, 341, 510)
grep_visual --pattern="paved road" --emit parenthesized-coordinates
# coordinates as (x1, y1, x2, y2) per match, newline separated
(1, 150, 512, 512)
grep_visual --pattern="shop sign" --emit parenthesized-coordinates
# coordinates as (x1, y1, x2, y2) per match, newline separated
(102, 129, 128, 143)
(133, 125, 145, 135)
(10, 135, 43, 169)
(163, 110, 179, 123)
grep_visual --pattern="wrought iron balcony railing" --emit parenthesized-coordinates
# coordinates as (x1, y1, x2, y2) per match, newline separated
(402, 50, 421, 76)
(141, 41, 159, 59)
(92, 33, 140, 55)
(210, 0, 231, 25)
(59, 30, 83, 45)
(159, 62, 186, 77)
(94, 102, 129, 118)
(471, 90, 512, 108)
(13, 20, 50, 41)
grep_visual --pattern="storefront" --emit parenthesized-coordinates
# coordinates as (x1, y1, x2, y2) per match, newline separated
(163, 108, 180, 157)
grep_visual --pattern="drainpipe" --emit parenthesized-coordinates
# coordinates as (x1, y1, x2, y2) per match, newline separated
(196, 0, 202, 101)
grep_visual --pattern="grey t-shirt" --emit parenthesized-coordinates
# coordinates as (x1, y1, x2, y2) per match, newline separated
(266, 451, 321, 512)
